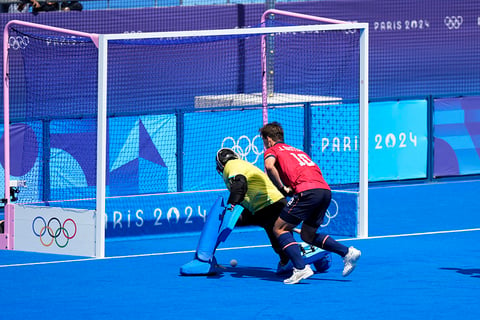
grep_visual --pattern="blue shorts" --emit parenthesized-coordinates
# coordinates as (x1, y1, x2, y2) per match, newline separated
(279, 188, 332, 228)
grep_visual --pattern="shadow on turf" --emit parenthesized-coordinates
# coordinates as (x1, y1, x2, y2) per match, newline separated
(440, 267, 480, 278)
(214, 266, 351, 283)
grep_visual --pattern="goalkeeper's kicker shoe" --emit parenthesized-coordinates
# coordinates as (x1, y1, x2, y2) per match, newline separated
(283, 264, 314, 284)
(342, 246, 361, 277)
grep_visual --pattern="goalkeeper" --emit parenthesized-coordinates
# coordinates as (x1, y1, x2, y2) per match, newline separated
(216, 148, 291, 273)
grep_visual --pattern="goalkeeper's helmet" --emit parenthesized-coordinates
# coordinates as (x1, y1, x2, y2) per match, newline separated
(216, 148, 239, 174)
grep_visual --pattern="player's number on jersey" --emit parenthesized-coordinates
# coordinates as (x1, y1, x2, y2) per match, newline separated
(291, 153, 315, 167)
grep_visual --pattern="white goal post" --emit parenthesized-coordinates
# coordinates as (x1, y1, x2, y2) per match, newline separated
(95, 19, 368, 236)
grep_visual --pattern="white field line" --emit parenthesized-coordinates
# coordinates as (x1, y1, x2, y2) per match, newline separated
(0, 228, 479, 269)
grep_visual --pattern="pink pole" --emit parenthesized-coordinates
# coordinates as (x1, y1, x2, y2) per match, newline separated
(2, 23, 12, 248)
(261, 9, 349, 26)
(3, 20, 99, 202)
(2, 21, 99, 248)
(261, 27, 268, 125)
(3, 22, 11, 203)
(4, 20, 99, 48)
(260, 9, 349, 125)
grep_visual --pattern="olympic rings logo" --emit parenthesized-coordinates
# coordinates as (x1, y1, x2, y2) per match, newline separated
(221, 135, 264, 165)
(444, 16, 463, 30)
(8, 35, 29, 50)
(32, 216, 77, 248)
(321, 199, 339, 228)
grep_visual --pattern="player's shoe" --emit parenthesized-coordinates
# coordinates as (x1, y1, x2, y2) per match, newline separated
(342, 246, 361, 277)
(283, 264, 314, 284)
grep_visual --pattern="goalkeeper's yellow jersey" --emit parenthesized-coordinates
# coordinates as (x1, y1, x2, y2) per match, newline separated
(222, 159, 284, 214)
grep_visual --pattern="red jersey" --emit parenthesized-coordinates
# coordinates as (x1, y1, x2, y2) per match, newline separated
(264, 142, 330, 193)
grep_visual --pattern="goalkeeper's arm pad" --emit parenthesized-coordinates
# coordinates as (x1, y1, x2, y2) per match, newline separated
(227, 174, 247, 205)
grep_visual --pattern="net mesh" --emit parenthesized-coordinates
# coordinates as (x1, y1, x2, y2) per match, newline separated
(5, 23, 361, 209)
(6, 27, 98, 204)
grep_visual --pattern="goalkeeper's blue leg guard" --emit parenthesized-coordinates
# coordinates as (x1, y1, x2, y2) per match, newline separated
(195, 196, 225, 262)
(180, 197, 243, 275)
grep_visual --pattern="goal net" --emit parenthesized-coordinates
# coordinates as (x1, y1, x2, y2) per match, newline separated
(1, 14, 368, 256)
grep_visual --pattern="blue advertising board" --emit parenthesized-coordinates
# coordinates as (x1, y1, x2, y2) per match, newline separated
(368, 100, 428, 181)
(433, 96, 480, 177)
(310, 100, 428, 184)
(1, 99, 429, 206)
(101, 189, 357, 237)
(182, 106, 304, 192)
(311, 103, 360, 185)
(183, 109, 264, 191)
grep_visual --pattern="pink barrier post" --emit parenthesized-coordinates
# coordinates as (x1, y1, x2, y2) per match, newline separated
(1, 20, 99, 250)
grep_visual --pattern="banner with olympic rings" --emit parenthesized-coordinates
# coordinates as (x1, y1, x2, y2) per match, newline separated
(14, 205, 97, 257)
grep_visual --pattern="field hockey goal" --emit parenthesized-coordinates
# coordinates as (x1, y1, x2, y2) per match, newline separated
(1, 12, 368, 257)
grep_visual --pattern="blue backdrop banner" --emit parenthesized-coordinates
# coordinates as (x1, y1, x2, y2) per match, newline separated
(433, 96, 480, 177)
(1, 0, 480, 103)
(101, 189, 357, 238)
(369, 100, 428, 181)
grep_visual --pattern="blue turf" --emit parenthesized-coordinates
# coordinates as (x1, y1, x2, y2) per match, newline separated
(1, 181, 479, 319)
(1, 230, 479, 319)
